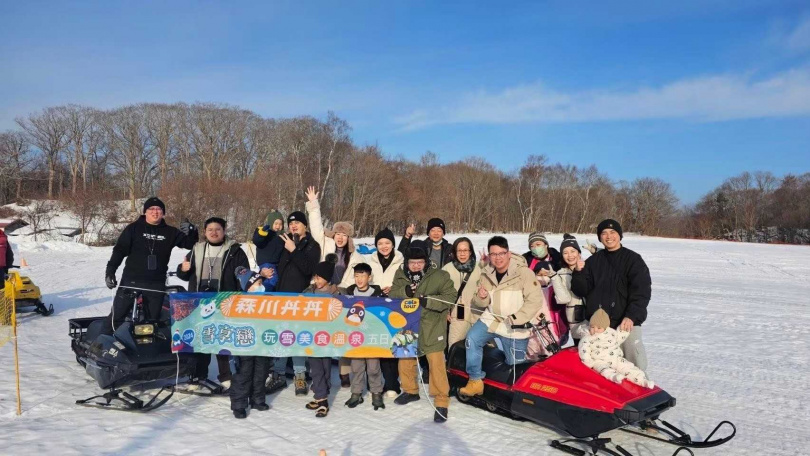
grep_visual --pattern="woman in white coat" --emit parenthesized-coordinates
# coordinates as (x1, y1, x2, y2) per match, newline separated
(550, 234, 586, 342)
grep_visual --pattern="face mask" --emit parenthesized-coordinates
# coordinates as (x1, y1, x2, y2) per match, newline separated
(432, 240, 443, 246)
(531, 246, 548, 258)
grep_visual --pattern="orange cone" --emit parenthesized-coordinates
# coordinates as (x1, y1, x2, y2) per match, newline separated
(20, 257, 28, 267)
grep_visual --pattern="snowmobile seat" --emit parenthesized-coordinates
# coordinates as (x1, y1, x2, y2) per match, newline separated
(480, 344, 534, 386)
(85, 319, 105, 344)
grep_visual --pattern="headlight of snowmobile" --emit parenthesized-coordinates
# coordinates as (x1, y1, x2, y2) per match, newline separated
(134, 324, 155, 336)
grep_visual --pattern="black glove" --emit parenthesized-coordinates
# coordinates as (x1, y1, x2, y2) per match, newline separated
(179, 219, 196, 236)
(262, 224, 271, 234)
(105, 274, 118, 290)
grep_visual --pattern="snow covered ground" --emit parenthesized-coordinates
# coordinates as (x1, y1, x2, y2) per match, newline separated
(1, 233, 808, 455)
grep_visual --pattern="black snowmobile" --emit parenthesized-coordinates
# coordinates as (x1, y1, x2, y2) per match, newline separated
(69, 279, 205, 412)
(447, 316, 736, 456)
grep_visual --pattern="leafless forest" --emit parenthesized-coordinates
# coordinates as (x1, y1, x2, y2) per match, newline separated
(1, 103, 808, 244)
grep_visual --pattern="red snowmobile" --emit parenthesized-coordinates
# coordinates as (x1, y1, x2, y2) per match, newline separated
(447, 317, 735, 456)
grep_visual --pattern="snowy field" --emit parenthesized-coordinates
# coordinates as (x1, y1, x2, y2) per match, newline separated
(1, 233, 808, 455)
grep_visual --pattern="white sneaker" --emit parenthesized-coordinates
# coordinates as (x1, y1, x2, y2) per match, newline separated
(185, 383, 201, 391)
(384, 390, 398, 399)
(220, 380, 231, 392)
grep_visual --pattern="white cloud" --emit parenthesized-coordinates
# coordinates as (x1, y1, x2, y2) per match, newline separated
(394, 68, 810, 130)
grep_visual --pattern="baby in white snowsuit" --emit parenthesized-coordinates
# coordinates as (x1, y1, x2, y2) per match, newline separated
(577, 308, 654, 388)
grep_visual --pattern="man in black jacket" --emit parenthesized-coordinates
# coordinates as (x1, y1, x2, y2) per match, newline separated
(267, 210, 321, 395)
(571, 219, 651, 370)
(102, 197, 198, 334)
(176, 217, 249, 388)
(398, 218, 453, 268)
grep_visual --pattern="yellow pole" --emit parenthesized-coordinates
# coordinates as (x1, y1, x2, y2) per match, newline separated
(11, 285, 21, 415)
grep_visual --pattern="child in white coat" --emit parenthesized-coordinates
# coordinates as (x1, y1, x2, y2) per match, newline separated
(577, 308, 654, 388)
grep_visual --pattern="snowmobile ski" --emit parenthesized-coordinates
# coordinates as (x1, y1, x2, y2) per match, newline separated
(174, 379, 225, 396)
(34, 301, 54, 316)
(550, 437, 694, 456)
(75, 385, 174, 412)
(621, 419, 736, 449)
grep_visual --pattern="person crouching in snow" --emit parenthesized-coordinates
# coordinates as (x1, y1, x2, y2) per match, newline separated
(577, 308, 654, 389)
(344, 262, 385, 411)
(302, 254, 346, 418)
(230, 267, 272, 419)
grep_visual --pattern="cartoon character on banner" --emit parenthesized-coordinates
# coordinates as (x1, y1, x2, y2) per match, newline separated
(200, 299, 217, 319)
(345, 302, 366, 326)
(391, 330, 418, 357)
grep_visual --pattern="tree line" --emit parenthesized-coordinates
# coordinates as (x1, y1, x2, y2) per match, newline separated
(0, 103, 807, 244)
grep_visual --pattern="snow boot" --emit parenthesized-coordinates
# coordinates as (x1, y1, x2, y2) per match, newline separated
(340, 374, 351, 388)
(294, 373, 308, 396)
(233, 409, 247, 419)
(344, 393, 364, 408)
(371, 393, 385, 410)
(459, 379, 484, 397)
(434, 407, 448, 423)
(266, 372, 287, 394)
(394, 392, 420, 405)
(251, 402, 270, 411)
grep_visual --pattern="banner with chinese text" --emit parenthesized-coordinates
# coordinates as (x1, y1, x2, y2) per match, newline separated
(170, 292, 421, 358)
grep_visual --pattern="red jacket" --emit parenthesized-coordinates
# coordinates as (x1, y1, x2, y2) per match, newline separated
(0, 229, 13, 270)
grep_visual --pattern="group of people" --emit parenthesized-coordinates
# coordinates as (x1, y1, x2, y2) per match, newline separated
(103, 188, 653, 422)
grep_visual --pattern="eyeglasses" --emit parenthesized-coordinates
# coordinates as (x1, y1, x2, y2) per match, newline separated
(456, 249, 471, 253)
(488, 252, 509, 258)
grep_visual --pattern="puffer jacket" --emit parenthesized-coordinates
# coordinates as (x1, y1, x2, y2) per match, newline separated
(390, 264, 457, 355)
(550, 267, 584, 324)
(365, 250, 405, 289)
(577, 327, 630, 368)
(471, 252, 546, 339)
(442, 260, 484, 325)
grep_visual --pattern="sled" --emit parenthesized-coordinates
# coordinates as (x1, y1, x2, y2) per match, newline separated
(5, 267, 54, 316)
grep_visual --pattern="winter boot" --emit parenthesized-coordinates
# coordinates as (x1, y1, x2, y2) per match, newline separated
(459, 379, 484, 397)
(344, 393, 364, 408)
(233, 409, 247, 419)
(434, 407, 448, 423)
(340, 374, 351, 388)
(266, 372, 288, 394)
(371, 393, 385, 410)
(294, 373, 308, 396)
(394, 392, 420, 405)
(251, 402, 270, 411)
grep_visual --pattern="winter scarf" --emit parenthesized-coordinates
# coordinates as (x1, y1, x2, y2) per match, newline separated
(377, 252, 394, 272)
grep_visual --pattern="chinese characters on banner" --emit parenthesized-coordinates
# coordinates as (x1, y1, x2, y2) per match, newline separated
(170, 293, 422, 358)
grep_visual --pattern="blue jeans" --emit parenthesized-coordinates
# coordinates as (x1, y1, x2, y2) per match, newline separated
(465, 320, 529, 380)
(273, 356, 306, 376)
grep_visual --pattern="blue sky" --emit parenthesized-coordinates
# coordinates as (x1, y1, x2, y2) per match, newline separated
(2, 1, 809, 204)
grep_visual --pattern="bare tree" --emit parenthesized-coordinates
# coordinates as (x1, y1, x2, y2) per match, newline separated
(0, 131, 30, 202)
(16, 106, 71, 198)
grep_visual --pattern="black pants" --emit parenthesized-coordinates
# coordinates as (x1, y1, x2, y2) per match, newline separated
(101, 281, 165, 335)
(309, 357, 332, 400)
(381, 358, 400, 393)
(230, 356, 271, 410)
(192, 353, 233, 382)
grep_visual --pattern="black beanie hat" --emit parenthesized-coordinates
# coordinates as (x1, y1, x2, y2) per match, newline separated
(426, 217, 446, 235)
(314, 254, 337, 282)
(143, 197, 166, 214)
(375, 227, 395, 247)
(560, 233, 581, 253)
(406, 245, 428, 261)
(597, 219, 623, 240)
(288, 211, 308, 227)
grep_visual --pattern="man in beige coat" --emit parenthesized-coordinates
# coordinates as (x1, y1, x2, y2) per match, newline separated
(459, 236, 545, 397)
